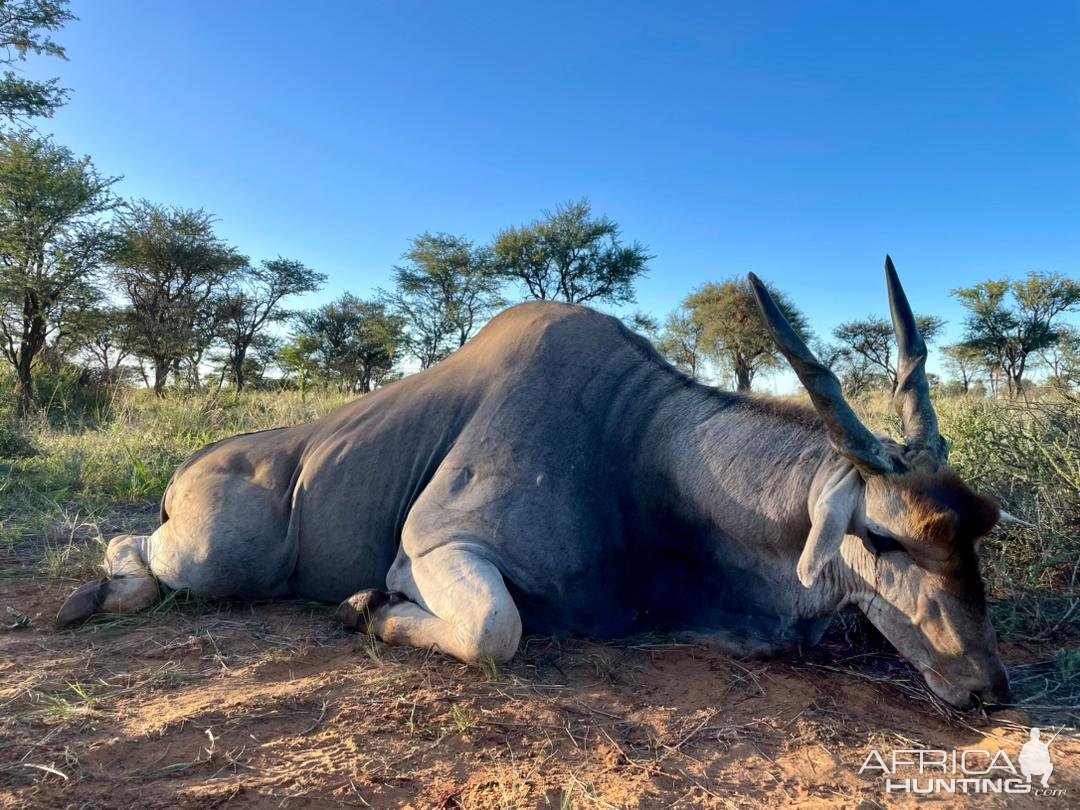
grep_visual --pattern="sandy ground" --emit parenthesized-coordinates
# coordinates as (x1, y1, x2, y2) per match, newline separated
(1, 531, 1077, 809)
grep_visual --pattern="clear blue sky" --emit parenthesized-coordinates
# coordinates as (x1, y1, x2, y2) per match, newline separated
(26, 1, 1080, 387)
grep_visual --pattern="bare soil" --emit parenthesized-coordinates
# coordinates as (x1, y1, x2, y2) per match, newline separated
(1, 534, 1077, 809)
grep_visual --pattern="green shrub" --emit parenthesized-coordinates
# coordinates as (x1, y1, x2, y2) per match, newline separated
(0, 414, 36, 458)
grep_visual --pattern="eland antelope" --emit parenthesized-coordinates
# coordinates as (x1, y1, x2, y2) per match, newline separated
(58, 257, 1012, 709)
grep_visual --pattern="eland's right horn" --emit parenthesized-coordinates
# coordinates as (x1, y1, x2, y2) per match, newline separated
(885, 256, 947, 463)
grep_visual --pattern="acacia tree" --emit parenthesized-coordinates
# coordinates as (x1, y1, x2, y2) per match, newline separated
(624, 311, 659, 337)
(0, 0, 75, 122)
(56, 305, 133, 384)
(176, 296, 227, 390)
(382, 233, 502, 369)
(831, 313, 945, 393)
(218, 257, 325, 390)
(940, 343, 987, 395)
(683, 277, 809, 391)
(111, 202, 246, 395)
(1039, 325, 1080, 392)
(656, 309, 706, 380)
(0, 132, 116, 407)
(492, 199, 651, 305)
(278, 332, 321, 396)
(953, 273, 1080, 398)
(292, 293, 404, 393)
(815, 340, 885, 399)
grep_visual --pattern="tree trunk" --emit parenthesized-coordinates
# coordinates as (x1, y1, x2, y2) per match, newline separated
(734, 365, 752, 391)
(15, 311, 47, 413)
(15, 351, 34, 413)
(232, 351, 246, 392)
(1009, 373, 1024, 399)
(153, 358, 169, 396)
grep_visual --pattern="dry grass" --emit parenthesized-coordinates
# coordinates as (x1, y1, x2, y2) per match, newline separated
(1, 574, 1078, 807)
(0, 387, 1078, 806)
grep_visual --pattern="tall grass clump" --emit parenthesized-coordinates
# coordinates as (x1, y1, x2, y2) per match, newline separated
(0, 388, 355, 542)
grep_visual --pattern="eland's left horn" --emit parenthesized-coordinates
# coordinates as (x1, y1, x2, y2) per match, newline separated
(748, 272, 895, 475)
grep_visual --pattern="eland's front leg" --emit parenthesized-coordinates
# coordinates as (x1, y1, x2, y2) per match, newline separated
(337, 541, 522, 665)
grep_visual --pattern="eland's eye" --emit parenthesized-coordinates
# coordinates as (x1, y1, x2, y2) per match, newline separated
(865, 529, 906, 556)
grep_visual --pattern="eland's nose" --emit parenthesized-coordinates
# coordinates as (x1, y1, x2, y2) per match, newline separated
(973, 668, 1012, 708)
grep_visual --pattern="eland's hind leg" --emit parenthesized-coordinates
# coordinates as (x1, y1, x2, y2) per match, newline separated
(56, 533, 161, 625)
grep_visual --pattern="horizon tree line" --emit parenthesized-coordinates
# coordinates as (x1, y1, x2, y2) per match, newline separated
(1, 119, 1076, 406)
(0, 0, 1077, 412)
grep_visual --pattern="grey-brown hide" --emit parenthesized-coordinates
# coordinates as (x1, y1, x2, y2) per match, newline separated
(58, 260, 1008, 709)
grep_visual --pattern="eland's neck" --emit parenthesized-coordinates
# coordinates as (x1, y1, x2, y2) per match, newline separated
(643, 387, 852, 618)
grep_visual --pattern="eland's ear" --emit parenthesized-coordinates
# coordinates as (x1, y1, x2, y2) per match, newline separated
(798, 467, 862, 587)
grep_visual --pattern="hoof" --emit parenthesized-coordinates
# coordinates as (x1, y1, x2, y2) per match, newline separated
(335, 589, 402, 631)
(56, 579, 108, 626)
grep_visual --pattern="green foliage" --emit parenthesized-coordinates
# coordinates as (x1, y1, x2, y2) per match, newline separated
(110, 201, 247, 394)
(817, 339, 888, 400)
(0, 0, 75, 121)
(278, 333, 321, 396)
(217, 257, 325, 390)
(25, 353, 113, 421)
(940, 342, 987, 395)
(939, 395, 1080, 599)
(0, 131, 117, 407)
(291, 294, 405, 393)
(0, 388, 352, 531)
(952, 272, 1080, 398)
(830, 313, 945, 394)
(624, 310, 659, 337)
(655, 309, 705, 379)
(492, 199, 651, 305)
(681, 277, 808, 391)
(382, 232, 503, 369)
(1040, 325, 1080, 392)
(0, 411, 34, 457)
(55, 304, 136, 386)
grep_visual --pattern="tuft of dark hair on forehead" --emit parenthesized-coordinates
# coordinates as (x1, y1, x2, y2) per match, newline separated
(898, 469, 1000, 604)
(911, 468, 993, 540)
(901, 470, 1000, 543)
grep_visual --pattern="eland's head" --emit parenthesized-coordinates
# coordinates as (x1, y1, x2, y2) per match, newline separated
(749, 258, 1012, 709)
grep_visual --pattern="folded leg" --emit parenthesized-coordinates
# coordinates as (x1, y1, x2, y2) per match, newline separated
(338, 540, 521, 664)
